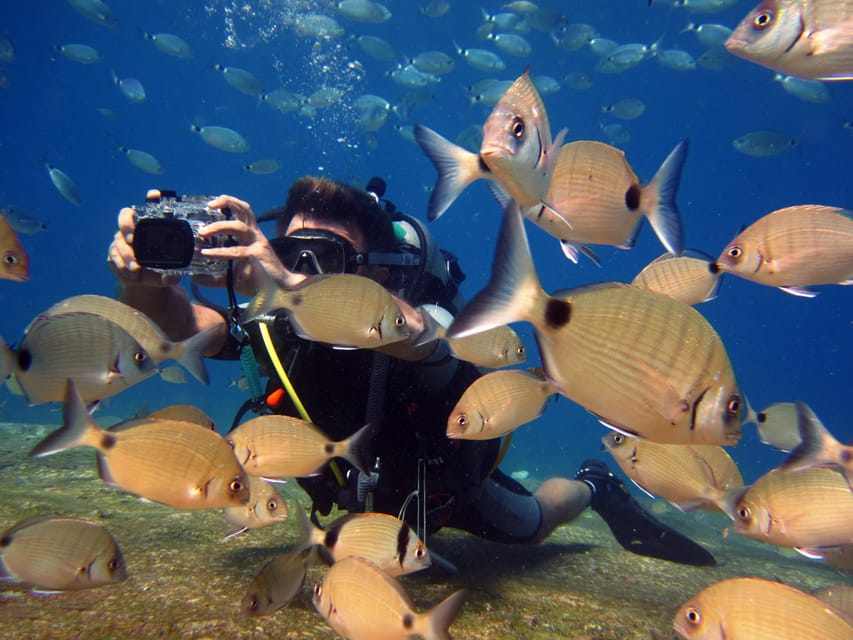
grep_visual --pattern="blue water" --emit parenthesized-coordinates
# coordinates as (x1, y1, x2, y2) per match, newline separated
(0, 0, 851, 489)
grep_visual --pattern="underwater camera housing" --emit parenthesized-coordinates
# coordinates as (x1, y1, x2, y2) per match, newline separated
(132, 190, 233, 275)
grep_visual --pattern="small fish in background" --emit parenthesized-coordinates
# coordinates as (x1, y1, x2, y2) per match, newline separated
(223, 476, 289, 539)
(190, 124, 250, 153)
(562, 71, 594, 89)
(774, 73, 832, 102)
(681, 22, 733, 48)
(213, 64, 265, 97)
(9, 311, 157, 404)
(727, 466, 853, 548)
(673, 0, 741, 13)
(410, 50, 456, 75)
(261, 88, 307, 113)
(447, 369, 556, 440)
(631, 250, 721, 305)
(225, 415, 373, 479)
(42, 294, 220, 385)
(353, 34, 397, 62)
(294, 508, 431, 576)
(812, 585, 853, 625)
(30, 380, 250, 509)
(243, 158, 282, 175)
(53, 42, 102, 64)
(752, 401, 802, 451)
(486, 32, 533, 57)
(0, 213, 29, 282)
(242, 273, 410, 348)
(697, 44, 738, 70)
(110, 70, 146, 103)
(67, 0, 119, 27)
(45, 162, 81, 206)
(157, 366, 187, 384)
(779, 402, 853, 482)
(732, 130, 798, 157)
(117, 146, 164, 175)
(293, 13, 345, 39)
(420, 0, 450, 18)
(447, 203, 746, 447)
(0, 35, 14, 62)
(453, 42, 507, 72)
(545, 139, 688, 261)
(601, 97, 646, 120)
(241, 547, 317, 617)
(711, 204, 853, 297)
(0, 515, 126, 591)
(598, 120, 631, 145)
(142, 32, 193, 59)
(674, 577, 853, 639)
(602, 432, 743, 512)
(552, 23, 598, 52)
(312, 555, 468, 640)
(337, 0, 392, 23)
(725, 0, 853, 81)
(353, 94, 391, 132)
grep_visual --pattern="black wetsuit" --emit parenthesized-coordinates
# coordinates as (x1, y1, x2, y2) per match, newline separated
(234, 319, 543, 543)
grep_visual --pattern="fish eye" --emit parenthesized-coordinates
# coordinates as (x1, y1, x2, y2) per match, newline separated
(133, 350, 147, 363)
(516, 345, 525, 356)
(415, 546, 426, 558)
(511, 116, 525, 138)
(230, 479, 244, 493)
(685, 606, 702, 626)
(737, 506, 751, 521)
(613, 434, 625, 445)
(456, 414, 469, 427)
(3, 253, 17, 265)
(313, 583, 323, 598)
(267, 499, 279, 511)
(727, 246, 742, 260)
(108, 558, 121, 571)
(394, 313, 406, 327)
(752, 9, 774, 29)
(727, 395, 741, 416)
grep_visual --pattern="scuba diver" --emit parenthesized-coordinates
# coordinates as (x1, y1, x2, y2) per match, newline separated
(107, 175, 715, 567)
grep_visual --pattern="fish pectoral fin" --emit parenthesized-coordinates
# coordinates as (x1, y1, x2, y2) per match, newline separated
(809, 22, 853, 57)
(778, 285, 818, 298)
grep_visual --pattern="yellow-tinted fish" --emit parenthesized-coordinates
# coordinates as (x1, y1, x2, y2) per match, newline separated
(146, 404, 216, 429)
(296, 508, 430, 576)
(223, 476, 288, 539)
(0, 213, 29, 281)
(42, 293, 220, 384)
(712, 205, 853, 297)
(448, 203, 746, 446)
(11, 311, 158, 404)
(414, 68, 566, 221)
(674, 577, 853, 639)
(0, 515, 126, 591)
(812, 585, 853, 626)
(312, 555, 468, 640)
(726, 0, 853, 80)
(447, 369, 556, 440)
(729, 467, 853, 548)
(603, 432, 743, 512)
(241, 547, 316, 617)
(244, 273, 410, 349)
(30, 381, 250, 509)
(631, 250, 721, 305)
(779, 402, 853, 482)
(544, 139, 688, 261)
(225, 415, 372, 479)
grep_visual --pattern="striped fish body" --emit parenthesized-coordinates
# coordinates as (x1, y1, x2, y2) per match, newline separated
(674, 577, 853, 639)
(632, 252, 720, 305)
(537, 285, 743, 445)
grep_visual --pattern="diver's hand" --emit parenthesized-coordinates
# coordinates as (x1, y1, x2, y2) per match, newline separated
(197, 194, 295, 295)
(108, 206, 181, 287)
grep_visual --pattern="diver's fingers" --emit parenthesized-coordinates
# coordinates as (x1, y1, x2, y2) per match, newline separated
(198, 219, 253, 239)
(110, 230, 140, 273)
(208, 195, 255, 224)
(118, 207, 136, 241)
(200, 245, 255, 260)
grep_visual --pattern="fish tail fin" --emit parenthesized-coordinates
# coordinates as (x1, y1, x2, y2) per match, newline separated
(0, 333, 11, 379)
(340, 423, 375, 476)
(175, 325, 221, 385)
(642, 139, 688, 256)
(447, 202, 547, 339)
(780, 402, 844, 473)
(422, 589, 468, 640)
(242, 267, 285, 323)
(29, 380, 103, 457)
(294, 505, 326, 555)
(414, 124, 486, 221)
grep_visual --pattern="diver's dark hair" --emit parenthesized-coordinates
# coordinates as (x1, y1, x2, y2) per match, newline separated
(274, 176, 396, 252)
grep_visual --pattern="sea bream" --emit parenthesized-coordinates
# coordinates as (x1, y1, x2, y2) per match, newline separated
(414, 68, 566, 224)
(0, 212, 29, 282)
(447, 203, 746, 446)
(30, 380, 250, 510)
(726, 0, 853, 80)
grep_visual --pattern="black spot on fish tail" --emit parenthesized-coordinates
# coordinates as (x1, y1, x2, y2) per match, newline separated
(690, 387, 710, 431)
(324, 443, 334, 454)
(16, 348, 31, 372)
(477, 155, 491, 175)
(841, 450, 852, 465)
(544, 299, 571, 329)
(402, 613, 415, 630)
(756, 411, 767, 423)
(324, 528, 339, 550)
(625, 183, 642, 211)
(291, 294, 303, 307)
(708, 262, 721, 274)
(396, 523, 411, 567)
(0, 535, 11, 548)
(101, 433, 117, 449)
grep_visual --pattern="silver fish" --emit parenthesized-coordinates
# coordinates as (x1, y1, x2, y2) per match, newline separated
(143, 32, 193, 58)
(190, 124, 250, 153)
(45, 163, 81, 206)
(118, 146, 163, 175)
(54, 43, 101, 64)
(732, 130, 798, 157)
